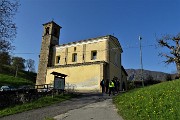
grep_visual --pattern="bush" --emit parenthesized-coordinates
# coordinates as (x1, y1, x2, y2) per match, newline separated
(127, 81, 135, 90)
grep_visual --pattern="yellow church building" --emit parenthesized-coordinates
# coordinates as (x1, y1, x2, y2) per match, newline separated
(36, 21, 127, 92)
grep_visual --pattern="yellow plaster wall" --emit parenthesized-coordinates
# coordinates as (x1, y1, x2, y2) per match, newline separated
(47, 36, 124, 92)
(54, 39, 108, 65)
(46, 64, 102, 92)
(85, 41, 107, 63)
(55, 48, 66, 65)
(67, 45, 84, 64)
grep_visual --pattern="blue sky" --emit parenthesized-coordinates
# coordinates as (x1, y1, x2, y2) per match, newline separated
(13, 0, 180, 73)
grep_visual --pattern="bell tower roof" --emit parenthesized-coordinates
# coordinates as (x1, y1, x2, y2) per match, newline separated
(42, 20, 61, 39)
(43, 21, 62, 28)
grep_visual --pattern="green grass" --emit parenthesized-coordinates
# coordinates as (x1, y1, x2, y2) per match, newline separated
(114, 79, 180, 120)
(0, 65, 37, 83)
(0, 94, 77, 117)
(0, 74, 34, 87)
(44, 117, 55, 120)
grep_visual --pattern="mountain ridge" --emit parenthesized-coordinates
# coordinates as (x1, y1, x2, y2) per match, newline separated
(125, 69, 176, 81)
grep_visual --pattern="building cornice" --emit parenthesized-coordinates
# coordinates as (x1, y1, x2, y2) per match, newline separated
(47, 61, 107, 69)
(56, 35, 111, 49)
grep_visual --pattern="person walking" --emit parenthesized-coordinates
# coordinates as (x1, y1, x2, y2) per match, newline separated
(105, 80, 109, 94)
(109, 80, 115, 96)
(100, 79, 105, 93)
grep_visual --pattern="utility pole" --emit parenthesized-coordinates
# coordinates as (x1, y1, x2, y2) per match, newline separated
(139, 36, 144, 87)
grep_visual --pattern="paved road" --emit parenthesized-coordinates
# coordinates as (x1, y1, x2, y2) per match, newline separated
(54, 98, 123, 120)
(0, 93, 123, 120)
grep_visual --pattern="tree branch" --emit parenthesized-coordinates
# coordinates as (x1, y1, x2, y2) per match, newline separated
(158, 33, 180, 76)
(158, 39, 174, 50)
(159, 53, 175, 64)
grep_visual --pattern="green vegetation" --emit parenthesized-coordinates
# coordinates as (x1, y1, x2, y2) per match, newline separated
(0, 65, 37, 83)
(0, 74, 34, 87)
(0, 67, 77, 118)
(44, 117, 55, 120)
(114, 80, 180, 120)
(0, 94, 77, 117)
(0, 64, 36, 87)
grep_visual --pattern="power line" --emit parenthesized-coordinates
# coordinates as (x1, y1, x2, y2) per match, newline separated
(13, 53, 37, 54)
(12, 44, 157, 55)
(122, 44, 156, 49)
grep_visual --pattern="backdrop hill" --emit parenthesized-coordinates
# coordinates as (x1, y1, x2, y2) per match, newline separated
(126, 69, 177, 81)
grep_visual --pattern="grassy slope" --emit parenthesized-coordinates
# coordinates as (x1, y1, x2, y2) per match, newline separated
(0, 94, 77, 117)
(0, 65, 37, 83)
(114, 80, 180, 120)
(0, 74, 34, 87)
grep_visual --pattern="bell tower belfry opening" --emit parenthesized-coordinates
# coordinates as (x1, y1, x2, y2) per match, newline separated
(36, 21, 61, 85)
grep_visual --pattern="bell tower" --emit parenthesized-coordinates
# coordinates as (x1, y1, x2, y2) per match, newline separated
(36, 21, 61, 85)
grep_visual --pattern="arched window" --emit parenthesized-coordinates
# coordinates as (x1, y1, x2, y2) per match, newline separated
(45, 27, 50, 35)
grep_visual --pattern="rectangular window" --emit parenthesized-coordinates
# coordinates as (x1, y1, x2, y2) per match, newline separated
(56, 56, 60, 64)
(91, 51, 97, 60)
(72, 53, 77, 62)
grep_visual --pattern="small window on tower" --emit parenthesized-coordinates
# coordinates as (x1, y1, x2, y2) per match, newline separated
(56, 56, 60, 64)
(74, 47, 76, 51)
(91, 51, 97, 60)
(72, 53, 77, 62)
(45, 27, 50, 35)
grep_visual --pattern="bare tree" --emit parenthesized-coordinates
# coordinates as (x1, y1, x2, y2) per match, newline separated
(158, 33, 180, 77)
(12, 56, 25, 77)
(0, 0, 19, 52)
(26, 59, 35, 72)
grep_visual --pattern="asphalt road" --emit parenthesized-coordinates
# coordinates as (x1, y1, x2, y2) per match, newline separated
(54, 98, 123, 120)
(0, 93, 123, 120)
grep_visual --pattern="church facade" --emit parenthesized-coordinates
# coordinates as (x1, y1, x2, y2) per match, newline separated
(36, 21, 127, 92)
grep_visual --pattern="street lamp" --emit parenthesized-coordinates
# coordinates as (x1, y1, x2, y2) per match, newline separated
(139, 36, 144, 87)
